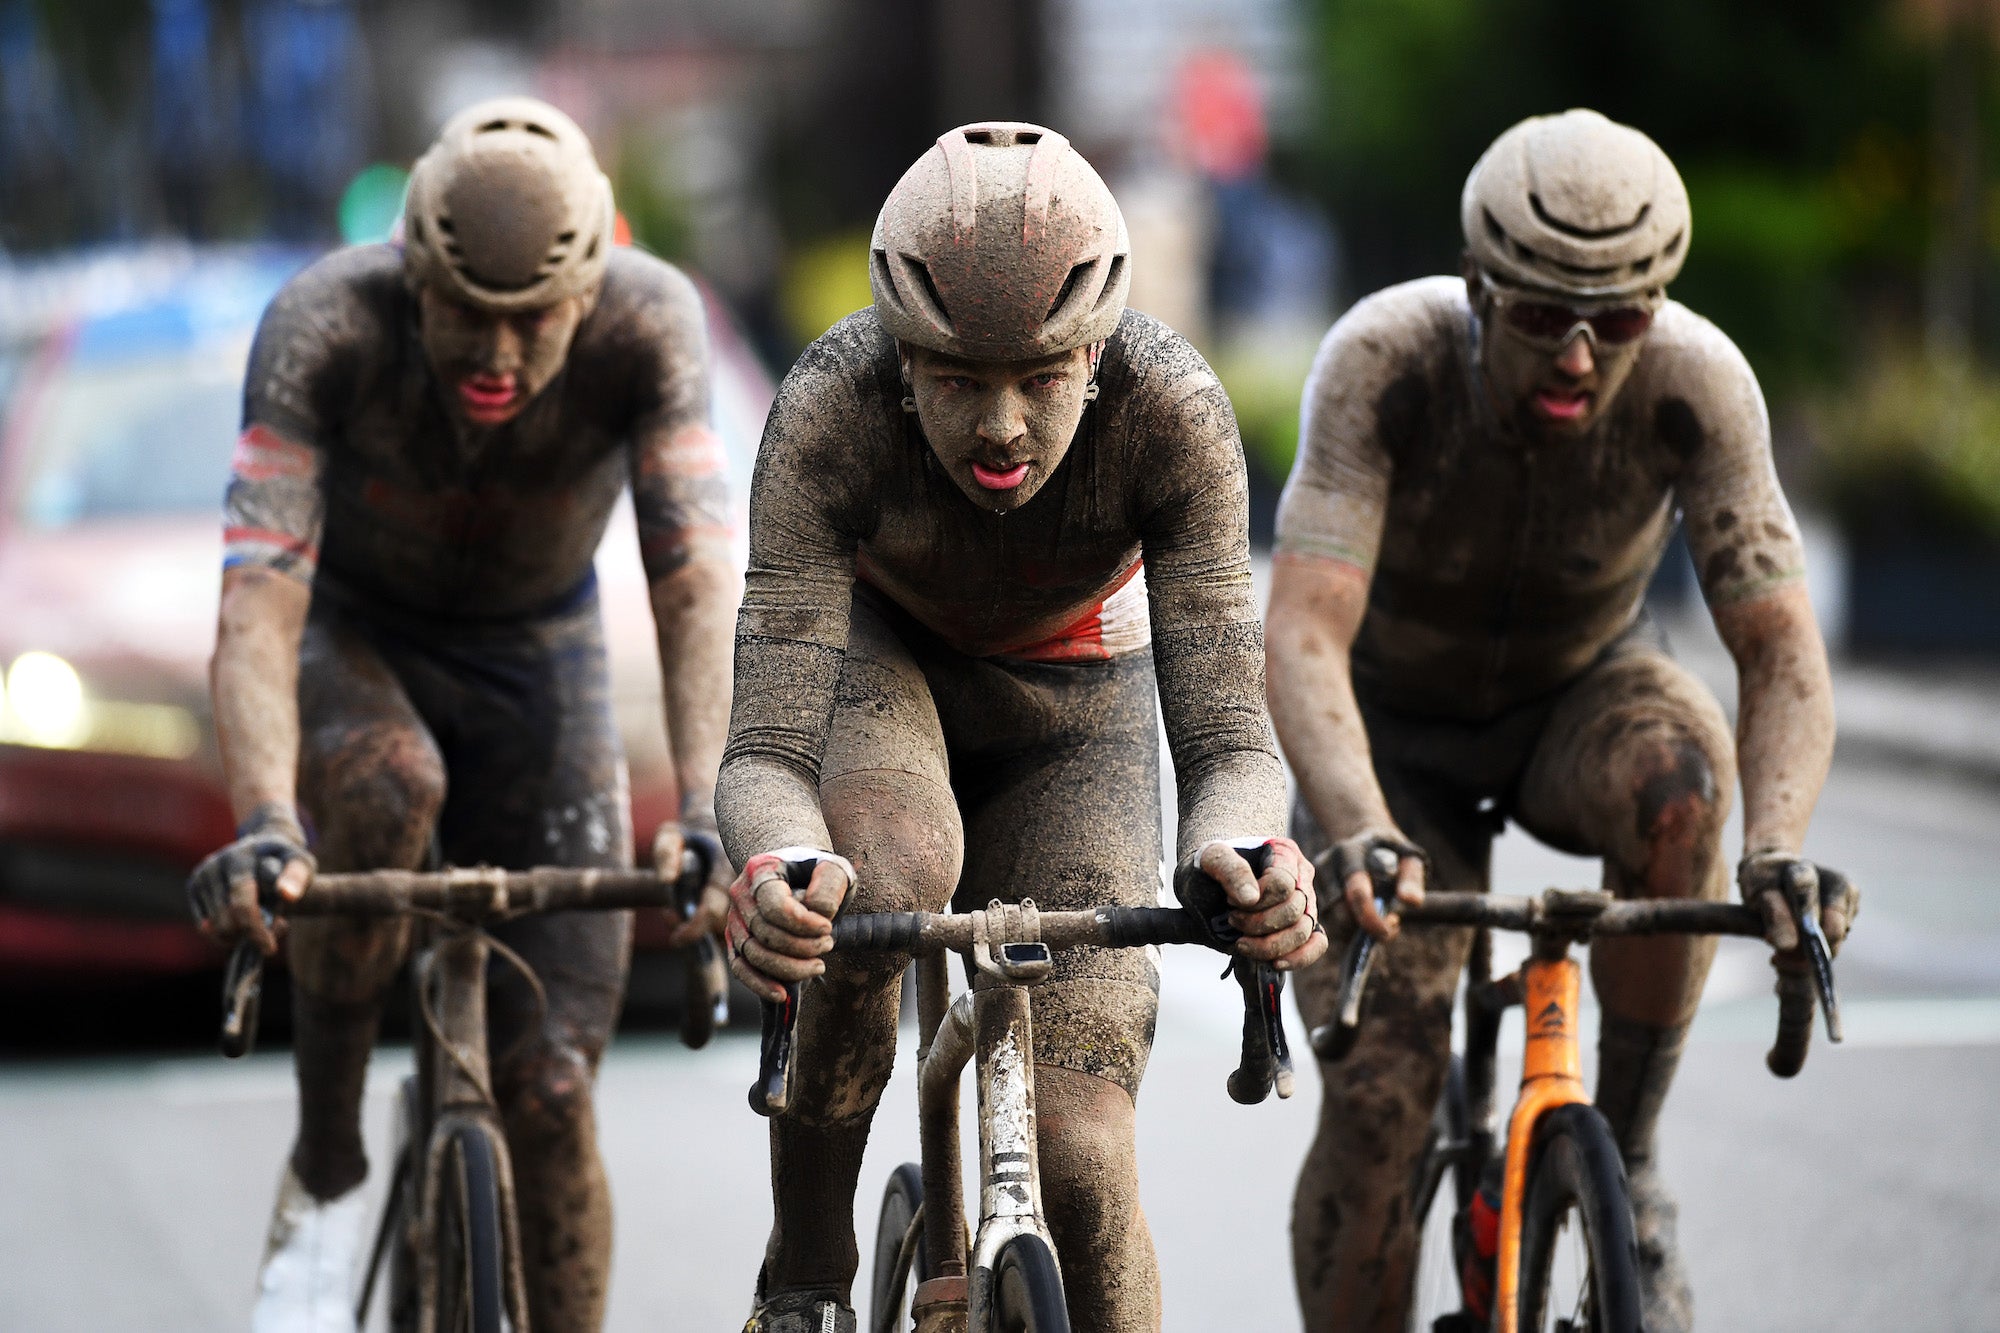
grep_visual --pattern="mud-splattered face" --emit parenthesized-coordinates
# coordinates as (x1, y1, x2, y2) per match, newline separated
(416, 284, 595, 427)
(1470, 275, 1655, 439)
(904, 343, 1098, 513)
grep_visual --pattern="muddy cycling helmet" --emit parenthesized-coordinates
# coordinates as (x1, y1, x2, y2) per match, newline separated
(403, 96, 615, 313)
(870, 122, 1130, 361)
(1462, 109, 1689, 300)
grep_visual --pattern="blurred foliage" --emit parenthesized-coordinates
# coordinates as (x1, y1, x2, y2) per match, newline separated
(1210, 340, 1318, 489)
(1297, 0, 1938, 391)
(610, 130, 692, 264)
(1817, 347, 2000, 540)
(781, 230, 874, 347)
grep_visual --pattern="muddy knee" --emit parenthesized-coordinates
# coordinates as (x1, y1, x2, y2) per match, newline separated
(303, 721, 447, 872)
(1036, 1068, 1141, 1238)
(1607, 728, 1733, 899)
(501, 1043, 597, 1144)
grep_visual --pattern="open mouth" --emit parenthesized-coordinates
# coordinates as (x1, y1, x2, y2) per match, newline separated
(970, 461, 1031, 490)
(458, 373, 520, 422)
(1532, 388, 1593, 423)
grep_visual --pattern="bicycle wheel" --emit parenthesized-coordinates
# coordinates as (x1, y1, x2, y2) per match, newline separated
(1516, 1104, 1642, 1333)
(433, 1121, 508, 1333)
(1407, 1056, 1475, 1331)
(988, 1234, 1069, 1333)
(870, 1162, 928, 1333)
(361, 1077, 419, 1330)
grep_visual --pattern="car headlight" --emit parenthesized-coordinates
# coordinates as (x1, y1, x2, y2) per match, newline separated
(1, 651, 200, 759)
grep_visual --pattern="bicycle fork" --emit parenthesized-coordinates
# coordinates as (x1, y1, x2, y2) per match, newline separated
(413, 928, 531, 1333)
(1491, 948, 1589, 1333)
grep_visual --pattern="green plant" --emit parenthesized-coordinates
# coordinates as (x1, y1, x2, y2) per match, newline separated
(1816, 348, 2000, 541)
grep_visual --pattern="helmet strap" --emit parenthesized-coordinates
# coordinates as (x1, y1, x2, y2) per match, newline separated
(1082, 340, 1105, 402)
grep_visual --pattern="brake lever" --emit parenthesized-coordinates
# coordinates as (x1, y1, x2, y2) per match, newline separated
(1213, 838, 1295, 1105)
(671, 845, 729, 1050)
(1797, 913, 1843, 1044)
(748, 854, 818, 1117)
(1785, 861, 1843, 1044)
(1309, 848, 1400, 1062)
(220, 938, 265, 1059)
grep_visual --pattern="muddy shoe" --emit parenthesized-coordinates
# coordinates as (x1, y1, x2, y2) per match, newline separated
(743, 1290, 858, 1333)
(251, 1165, 367, 1333)
(1626, 1161, 1693, 1333)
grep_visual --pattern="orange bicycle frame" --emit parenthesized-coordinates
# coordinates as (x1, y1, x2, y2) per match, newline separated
(1491, 953, 1590, 1333)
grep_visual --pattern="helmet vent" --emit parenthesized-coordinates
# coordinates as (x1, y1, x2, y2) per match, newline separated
(476, 117, 558, 142)
(1047, 261, 1088, 322)
(910, 259, 953, 329)
(1529, 192, 1651, 240)
(888, 253, 955, 335)
(1091, 255, 1126, 315)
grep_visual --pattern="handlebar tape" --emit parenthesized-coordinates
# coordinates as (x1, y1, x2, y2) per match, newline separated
(1766, 961, 1815, 1079)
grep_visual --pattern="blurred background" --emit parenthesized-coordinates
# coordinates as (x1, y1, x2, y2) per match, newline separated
(1, 1, 1997, 1329)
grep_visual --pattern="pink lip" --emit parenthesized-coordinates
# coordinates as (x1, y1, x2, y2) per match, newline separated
(459, 374, 519, 422)
(971, 461, 1031, 490)
(1533, 389, 1592, 422)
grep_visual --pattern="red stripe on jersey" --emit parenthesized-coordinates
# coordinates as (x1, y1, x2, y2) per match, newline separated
(230, 424, 318, 482)
(223, 526, 319, 560)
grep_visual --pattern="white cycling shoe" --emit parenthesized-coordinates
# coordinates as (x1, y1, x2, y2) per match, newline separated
(251, 1166, 367, 1332)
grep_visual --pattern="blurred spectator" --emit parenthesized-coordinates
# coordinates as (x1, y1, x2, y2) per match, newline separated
(242, 0, 369, 241)
(149, 0, 235, 239)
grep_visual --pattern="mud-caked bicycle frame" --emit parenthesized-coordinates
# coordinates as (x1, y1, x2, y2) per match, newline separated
(1314, 867, 1843, 1333)
(217, 859, 710, 1332)
(748, 849, 1298, 1332)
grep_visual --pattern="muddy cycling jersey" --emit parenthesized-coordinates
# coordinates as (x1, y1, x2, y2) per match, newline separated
(225, 243, 730, 614)
(1276, 276, 1806, 720)
(718, 305, 1285, 867)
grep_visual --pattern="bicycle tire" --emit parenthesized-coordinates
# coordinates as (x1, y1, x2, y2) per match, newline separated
(386, 1076, 423, 1333)
(988, 1234, 1069, 1333)
(1406, 1055, 1474, 1332)
(870, 1162, 928, 1333)
(434, 1121, 508, 1333)
(1516, 1104, 1642, 1333)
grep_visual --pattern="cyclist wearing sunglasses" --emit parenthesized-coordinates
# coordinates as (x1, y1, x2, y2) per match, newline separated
(1266, 109, 1854, 1332)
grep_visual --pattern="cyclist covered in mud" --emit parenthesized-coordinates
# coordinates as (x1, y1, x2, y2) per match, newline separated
(185, 97, 736, 1333)
(716, 122, 1324, 1333)
(1266, 109, 1859, 1333)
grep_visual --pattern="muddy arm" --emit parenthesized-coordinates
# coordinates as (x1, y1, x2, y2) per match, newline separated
(1265, 557, 1399, 844)
(210, 565, 311, 824)
(1711, 585, 1835, 857)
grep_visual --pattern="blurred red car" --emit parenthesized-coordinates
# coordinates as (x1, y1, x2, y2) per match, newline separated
(0, 246, 770, 980)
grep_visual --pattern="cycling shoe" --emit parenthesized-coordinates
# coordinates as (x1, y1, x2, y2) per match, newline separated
(251, 1165, 366, 1333)
(743, 1288, 858, 1333)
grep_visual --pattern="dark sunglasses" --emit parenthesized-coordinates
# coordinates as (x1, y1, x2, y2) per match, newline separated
(1498, 297, 1655, 346)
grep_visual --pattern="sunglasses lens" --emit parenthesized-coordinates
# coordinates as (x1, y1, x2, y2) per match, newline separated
(1588, 308, 1654, 344)
(1504, 302, 1580, 339)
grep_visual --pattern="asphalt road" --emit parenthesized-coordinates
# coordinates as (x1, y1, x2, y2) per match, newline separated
(3, 753, 1997, 1332)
